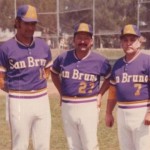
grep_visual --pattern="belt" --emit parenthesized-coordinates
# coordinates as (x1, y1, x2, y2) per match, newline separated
(8, 88, 48, 99)
(62, 95, 97, 104)
(118, 100, 150, 109)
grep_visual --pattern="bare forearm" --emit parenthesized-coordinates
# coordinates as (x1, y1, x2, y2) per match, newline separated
(99, 79, 110, 96)
(0, 73, 8, 93)
(45, 67, 51, 80)
(106, 99, 117, 114)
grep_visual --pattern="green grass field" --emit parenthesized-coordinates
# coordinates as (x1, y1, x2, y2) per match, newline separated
(0, 49, 149, 149)
(0, 81, 119, 150)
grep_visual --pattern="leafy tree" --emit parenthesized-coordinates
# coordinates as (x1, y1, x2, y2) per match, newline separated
(0, 0, 14, 30)
(0, 0, 150, 35)
(95, 0, 138, 32)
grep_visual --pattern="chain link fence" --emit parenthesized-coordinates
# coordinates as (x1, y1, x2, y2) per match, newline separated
(0, 0, 150, 50)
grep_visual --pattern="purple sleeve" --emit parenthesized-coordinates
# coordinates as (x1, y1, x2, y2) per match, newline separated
(52, 55, 62, 73)
(100, 59, 111, 79)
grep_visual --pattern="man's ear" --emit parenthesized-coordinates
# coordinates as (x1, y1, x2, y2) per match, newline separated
(131, 38, 142, 49)
(90, 37, 93, 46)
(139, 36, 146, 43)
(14, 19, 21, 28)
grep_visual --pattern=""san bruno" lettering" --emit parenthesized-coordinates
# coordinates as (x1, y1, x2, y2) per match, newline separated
(61, 69, 97, 82)
(9, 56, 46, 69)
(116, 73, 148, 83)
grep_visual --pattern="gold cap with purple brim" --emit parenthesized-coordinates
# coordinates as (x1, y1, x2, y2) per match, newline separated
(17, 5, 38, 22)
(74, 23, 93, 36)
(120, 24, 141, 38)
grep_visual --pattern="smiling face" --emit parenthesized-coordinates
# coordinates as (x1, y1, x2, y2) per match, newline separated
(15, 18, 37, 45)
(16, 19, 37, 38)
(74, 32, 93, 53)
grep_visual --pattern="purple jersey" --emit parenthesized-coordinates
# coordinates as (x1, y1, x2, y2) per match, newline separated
(110, 52, 150, 102)
(52, 50, 111, 97)
(0, 37, 52, 91)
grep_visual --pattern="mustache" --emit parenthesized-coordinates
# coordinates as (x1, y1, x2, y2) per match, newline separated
(78, 43, 87, 46)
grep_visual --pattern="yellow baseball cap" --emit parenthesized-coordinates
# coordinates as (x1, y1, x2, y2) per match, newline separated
(120, 24, 141, 38)
(74, 23, 93, 35)
(17, 5, 38, 22)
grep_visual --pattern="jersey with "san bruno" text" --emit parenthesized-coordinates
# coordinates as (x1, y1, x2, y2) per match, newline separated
(0, 37, 52, 91)
(110, 52, 150, 102)
(51, 49, 111, 97)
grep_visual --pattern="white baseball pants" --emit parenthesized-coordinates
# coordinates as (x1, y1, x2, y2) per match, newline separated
(61, 101, 100, 150)
(8, 94, 51, 150)
(117, 107, 150, 150)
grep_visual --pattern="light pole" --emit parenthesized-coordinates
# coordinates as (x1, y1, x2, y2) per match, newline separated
(14, 0, 17, 18)
(137, 0, 140, 27)
(92, 0, 95, 49)
(57, 0, 60, 50)
(14, 0, 17, 33)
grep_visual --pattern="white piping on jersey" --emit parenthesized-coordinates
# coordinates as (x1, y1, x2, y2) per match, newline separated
(104, 71, 111, 79)
(74, 50, 91, 60)
(74, 50, 111, 79)
(15, 36, 35, 47)
(110, 80, 116, 85)
(50, 67, 59, 74)
(46, 60, 53, 68)
(123, 51, 141, 63)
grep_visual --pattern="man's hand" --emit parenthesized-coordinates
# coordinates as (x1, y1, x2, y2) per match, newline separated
(97, 94, 102, 108)
(105, 113, 114, 127)
(144, 112, 150, 125)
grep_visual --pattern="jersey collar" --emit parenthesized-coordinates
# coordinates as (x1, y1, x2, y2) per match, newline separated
(15, 36, 35, 48)
(74, 49, 91, 60)
(123, 51, 141, 63)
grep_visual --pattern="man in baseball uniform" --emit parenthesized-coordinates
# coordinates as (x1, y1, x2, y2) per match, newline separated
(0, 5, 52, 150)
(51, 22, 111, 150)
(105, 24, 150, 150)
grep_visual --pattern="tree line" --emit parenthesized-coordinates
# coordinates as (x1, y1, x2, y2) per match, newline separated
(0, 0, 149, 32)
